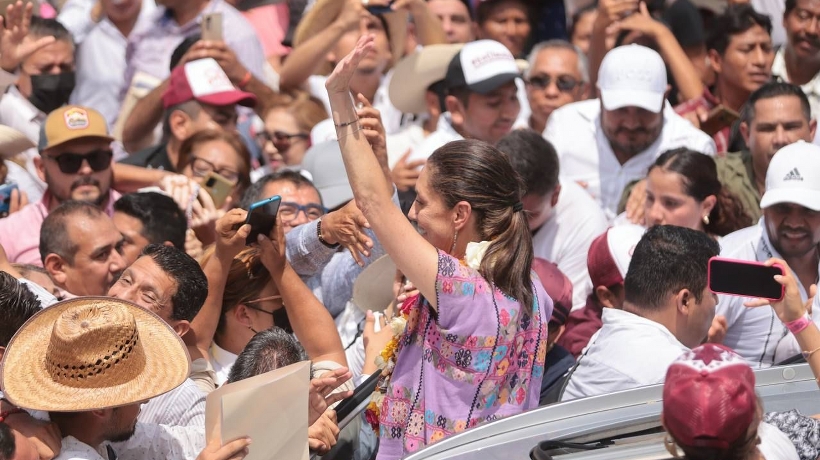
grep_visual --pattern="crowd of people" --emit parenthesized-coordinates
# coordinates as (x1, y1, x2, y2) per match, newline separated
(1, 0, 820, 458)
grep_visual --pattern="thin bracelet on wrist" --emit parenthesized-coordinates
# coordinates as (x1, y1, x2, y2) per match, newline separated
(334, 119, 359, 128)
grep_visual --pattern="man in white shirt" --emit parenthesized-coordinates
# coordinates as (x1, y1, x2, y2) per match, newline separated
(545, 44, 716, 219)
(714, 141, 820, 367)
(0, 297, 195, 460)
(407, 39, 522, 162)
(561, 225, 720, 401)
(771, 0, 820, 122)
(499, 129, 607, 310)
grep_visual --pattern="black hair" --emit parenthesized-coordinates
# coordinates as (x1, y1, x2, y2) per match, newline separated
(29, 16, 73, 44)
(0, 422, 15, 460)
(624, 225, 719, 310)
(114, 192, 187, 249)
(569, 4, 597, 40)
(170, 33, 202, 71)
(497, 129, 560, 197)
(240, 170, 321, 210)
(0, 271, 41, 347)
(706, 4, 772, 56)
(785, 0, 797, 15)
(226, 327, 307, 383)
(39, 201, 106, 265)
(476, 0, 531, 25)
(745, 81, 811, 123)
(162, 100, 201, 142)
(139, 245, 208, 321)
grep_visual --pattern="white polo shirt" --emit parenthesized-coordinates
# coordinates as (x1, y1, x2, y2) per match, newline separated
(718, 219, 817, 367)
(544, 99, 716, 219)
(533, 180, 608, 311)
(0, 86, 47, 202)
(406, 112, 464, 163)
(561, 307, 689, 401)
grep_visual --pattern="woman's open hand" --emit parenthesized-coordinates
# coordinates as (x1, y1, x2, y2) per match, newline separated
(326, 34, 376, 94)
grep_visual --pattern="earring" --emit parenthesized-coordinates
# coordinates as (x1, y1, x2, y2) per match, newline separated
(664, 434, 681, 458)
(450, 230, 458, 255)
(702, 214, 710, 225)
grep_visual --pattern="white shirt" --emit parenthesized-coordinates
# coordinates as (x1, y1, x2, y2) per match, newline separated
(137, 378, 205, 427)
(0, 86, 47, 202)
(717, 219, 816, 367)
(55, 436, 111, 460)
(758, 421, 800, 460)
(406, 112, 464, 163)
(209, 341, 238, 386)
(385, 119, 427, 169)
(309, 70, 405, 135)
(561, 308, 689, 401)
(544, 99, 716, 219)
(71, 2, 156, 128)
(532, 180, 608, 311)
(771, 48, 820, 148)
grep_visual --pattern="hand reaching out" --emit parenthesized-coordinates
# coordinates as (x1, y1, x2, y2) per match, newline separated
(0, 1, 56, 72)
(355, 93, 390, 179)
(391, 150, 425, 192)
(326, 35, 375, 94)
(308, 367, 353, 425)
(320, 200, 373, 266)
(744, 258, 816, 324)
(308, 410, 340, 454)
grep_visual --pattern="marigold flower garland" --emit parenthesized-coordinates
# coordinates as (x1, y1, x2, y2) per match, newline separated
(363, 241, 491, 431)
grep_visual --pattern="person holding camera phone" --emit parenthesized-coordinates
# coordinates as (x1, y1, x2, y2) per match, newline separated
(710, 141, 820, 367)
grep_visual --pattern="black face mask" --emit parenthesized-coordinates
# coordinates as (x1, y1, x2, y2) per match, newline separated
(28, 71, 76, 114)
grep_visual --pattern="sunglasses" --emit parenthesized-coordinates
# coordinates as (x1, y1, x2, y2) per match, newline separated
(526, 75, 581, 93)
(44, 149, 113, 174)
(255, 130, 309, 149)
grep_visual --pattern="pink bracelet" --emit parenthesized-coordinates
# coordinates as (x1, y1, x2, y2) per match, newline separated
(785, 313, 812, 335)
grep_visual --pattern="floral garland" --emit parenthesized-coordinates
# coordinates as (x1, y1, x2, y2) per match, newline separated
(363, 241, 491, 431)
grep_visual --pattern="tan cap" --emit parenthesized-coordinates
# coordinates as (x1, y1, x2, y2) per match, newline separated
(39, 105, 114, 152)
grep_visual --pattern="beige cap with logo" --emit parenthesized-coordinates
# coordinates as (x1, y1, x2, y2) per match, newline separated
(38, 105, 114, 152)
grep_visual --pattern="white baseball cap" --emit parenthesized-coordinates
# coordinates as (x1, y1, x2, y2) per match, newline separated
(587, 224, 646, 287)
(444, 39, 520, 94)
(760, 141, 820, 211)
(597, 44, 667, 113)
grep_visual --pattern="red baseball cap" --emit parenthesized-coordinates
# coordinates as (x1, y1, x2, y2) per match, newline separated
(532, 258, 572, 326)
(663, 344, 757, 450)
(162, 58, 257, 109)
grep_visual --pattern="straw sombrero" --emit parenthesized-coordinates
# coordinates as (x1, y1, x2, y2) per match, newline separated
(1, 297, 190, 412)
(294, 0, 409, 76)
(352, 255, 397, 313)
(0, 125, 35, 159)
(388, 44, 464, 115)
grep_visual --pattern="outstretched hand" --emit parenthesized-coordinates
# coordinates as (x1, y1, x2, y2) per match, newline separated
(744, 258, 816, 324)
(308, 367, 353, 425)
(0, 1, 56, 72)
(326, 34, 376, 94)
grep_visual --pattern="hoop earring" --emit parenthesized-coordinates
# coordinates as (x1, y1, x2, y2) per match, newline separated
(702, 214, 710, 225)
(450, 230, 458, 255)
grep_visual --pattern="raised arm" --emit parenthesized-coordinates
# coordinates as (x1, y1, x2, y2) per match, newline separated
(257, 216, 347, 367)
(326, 35, 440, 309)
(391, 0, 447, 46)
(279, 0, 366, 90)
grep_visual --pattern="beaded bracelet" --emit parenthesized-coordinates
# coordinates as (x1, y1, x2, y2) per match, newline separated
(0, 408, 25, 423)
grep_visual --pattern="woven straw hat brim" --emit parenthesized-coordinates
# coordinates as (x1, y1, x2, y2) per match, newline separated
(1, 297, 191, 412)
(294, 0, 408, 76)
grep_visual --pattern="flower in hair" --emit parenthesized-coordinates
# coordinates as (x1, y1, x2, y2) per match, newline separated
(464, 240, 491, 270)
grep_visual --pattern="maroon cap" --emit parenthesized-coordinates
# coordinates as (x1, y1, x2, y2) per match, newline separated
(663, 344, 756, 450)
(532, 258, 572, 326)
(586, 224, 645, 288)
(162, 58, 256, 109)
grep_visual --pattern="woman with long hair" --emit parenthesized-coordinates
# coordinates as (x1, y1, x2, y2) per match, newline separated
(644, 148, 752, 237)
(325, 36, 551, 458)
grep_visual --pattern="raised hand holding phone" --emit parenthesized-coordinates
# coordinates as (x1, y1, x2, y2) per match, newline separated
(743, 258, 815, 325)
(708, 256, 785, 300)
(244, 196, 281, 246)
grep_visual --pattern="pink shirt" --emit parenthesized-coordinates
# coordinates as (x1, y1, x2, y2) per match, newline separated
(0, 190, 121, 266)
(242, 3, 290, 58)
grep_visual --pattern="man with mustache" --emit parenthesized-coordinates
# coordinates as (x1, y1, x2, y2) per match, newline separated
(711, 141, 820, 367)
(772, 0, 820, 125)
(545, 44, 715, 219)
(0, 105, 120, 266)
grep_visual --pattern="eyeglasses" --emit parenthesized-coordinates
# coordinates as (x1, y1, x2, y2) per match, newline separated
(255, 130, 309, 150)
(526, 74, 581, 93)
(44, 149, 113, 174)
(189, 156, 240, 183)
(279, 201, 326, 223)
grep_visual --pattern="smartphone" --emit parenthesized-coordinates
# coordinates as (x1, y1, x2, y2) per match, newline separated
(201, 13, 223, 41)
(202, 172, 234, 209)
(700, 105, 740, 136)
(245, 196, 281, 246)
(366, 1, 393, 14)
(0, 183, 17, 216)
(708, 257, 785, 300)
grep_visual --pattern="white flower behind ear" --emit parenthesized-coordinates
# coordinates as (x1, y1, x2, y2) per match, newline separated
(465, 240, 491, 270)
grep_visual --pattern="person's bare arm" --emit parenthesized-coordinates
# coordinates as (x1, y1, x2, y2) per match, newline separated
(327, 36, 440, 310)
(390, 0, 446, 45)
(121, 80, 168, 153)
(257, 216, 348, 367)
(112, 163, 170, 193)
(278, 0, 365, 90)
(615, 3, 704, 102)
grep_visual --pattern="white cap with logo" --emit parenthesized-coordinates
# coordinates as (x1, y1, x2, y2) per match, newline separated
(444, 39, 520, 94)
(760, 141, 820, 211)
(597, 44, 667, 114)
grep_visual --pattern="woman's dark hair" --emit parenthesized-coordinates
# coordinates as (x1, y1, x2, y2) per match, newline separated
(427, 139, 534, 308)
(178, 129, 252, 199)
(649, 148, 751, 236)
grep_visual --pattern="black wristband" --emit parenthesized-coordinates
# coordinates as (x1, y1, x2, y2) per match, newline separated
(317, 218, 339, 249)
